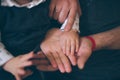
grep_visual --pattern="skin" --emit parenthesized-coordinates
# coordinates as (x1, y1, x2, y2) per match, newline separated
(49, 0, 81, 31)
(14, 0, 81, 40)
(40, 28, 73, 73)
(35, 51, 58, 71)
(2, 0, 81, 75)
(59, 30, 79, 56)
(77, 26, 120, 69)
(14, 0, 81, 31)
(3, 52, 49, 80)
(40, 26, 120, 71)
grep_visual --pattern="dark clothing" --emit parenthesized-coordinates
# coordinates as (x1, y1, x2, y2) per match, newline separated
(0, 1, 60, 80)
(0, 1, 59, 56)
(44, 0, 120, 80)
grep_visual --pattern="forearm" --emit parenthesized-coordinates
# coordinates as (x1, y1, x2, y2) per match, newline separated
(90, 26, 120, 50)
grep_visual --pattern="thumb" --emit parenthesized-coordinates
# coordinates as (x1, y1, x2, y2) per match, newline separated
(15, 75, 22, 80)
(23, 70, 33, 79)
(77, 50, 92, 69)
(77, 56, 85, 69)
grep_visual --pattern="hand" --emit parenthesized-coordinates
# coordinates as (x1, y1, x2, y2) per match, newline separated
(59, 30, 79, 66)
(77, 37, 93, 69)
(40, 28, 72, 73)
(3, 52, 40, 80)
(35, 51, 58, 71)
(49, 0, 81, 31)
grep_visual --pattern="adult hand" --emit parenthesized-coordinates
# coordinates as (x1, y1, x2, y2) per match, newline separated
(40, 28, 72, 73)
(36, 51, 58, 71)
(77, 37, 93, 69)
(49, 0, 81, 31)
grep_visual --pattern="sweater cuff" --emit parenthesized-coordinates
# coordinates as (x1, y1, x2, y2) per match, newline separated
(0, 43, 14, 67)
(60, 13, 80, 32)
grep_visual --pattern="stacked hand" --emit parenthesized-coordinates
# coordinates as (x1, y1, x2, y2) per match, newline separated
(40, 28, 72, 73)
(3, 52, 36, 80)
(49, 0, 81, 31)
(77, 37, 93, 69)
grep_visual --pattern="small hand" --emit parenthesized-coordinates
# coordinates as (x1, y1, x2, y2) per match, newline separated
(3, 52, 39, 80)
(60, 30, 79, 56)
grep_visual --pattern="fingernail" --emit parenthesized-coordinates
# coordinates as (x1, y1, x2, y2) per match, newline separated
(66, 68, 72, 73)
(72, 62, 77, 66)
(53, 64, 57, 68)
(78, 64, 84, 69)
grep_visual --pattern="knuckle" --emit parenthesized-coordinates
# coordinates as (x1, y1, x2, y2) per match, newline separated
(54, 55, 59, 61)
(21, 71, 26, 75)
(29, 53, 34, 58)
(45, 50, 50, 54)
(18, 70, 26, 75)
(28, 61, 33, 65)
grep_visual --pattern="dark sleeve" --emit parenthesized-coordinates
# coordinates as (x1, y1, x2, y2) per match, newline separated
(0, 0, 1, 6)
(80, 0, 120, 36)
(0, 69, 15, 80)
(0, 7, 6, 31)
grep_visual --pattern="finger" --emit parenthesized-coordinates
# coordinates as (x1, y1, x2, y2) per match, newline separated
(52, 51, 65, 73)
(58, 5, 69, 23)
(37, 52, 47, 59)
(58, 50, 72, 73)
(75, 38, 80, 52)
(37, 65, 58, 71)
(17, 69, 32, 79)
(53, 6, 62, 20)
(31, 59, 50, 66)
(66, 39, 71, 56)
(45, 52, 57, 68)
(22, 70, 33, 78)
(60, 38, 66, 54)
(64, 7, 77, 31)
(70, 39, 75, 55)
(68, 55, 77, 66)
(19, 60, 34, 68)
(49, 0, 56, 17)
(15, 75, 22, 80)
(32, 53, 47, 59)
(77, 50, 92, 69)
(53, 11, 59, 20)
(17, 69, 26, 76)
(21, 52, 35, 61)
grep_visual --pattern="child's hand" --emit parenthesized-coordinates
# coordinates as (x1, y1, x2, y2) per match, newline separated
(40, 28, 72, 73)
(2, 52, 38, 80)
(59, 30, 79, 65)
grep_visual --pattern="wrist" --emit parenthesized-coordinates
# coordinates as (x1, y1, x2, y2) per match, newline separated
(85, 36, 96, 51)
(0, 48, 14, 67)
